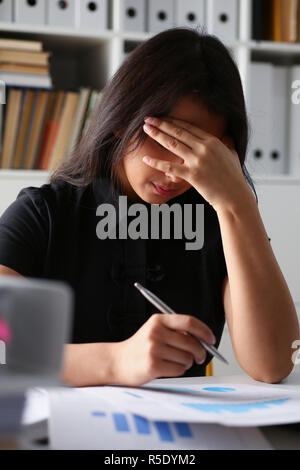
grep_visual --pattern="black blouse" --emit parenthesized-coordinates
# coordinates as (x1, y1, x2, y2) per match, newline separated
(0, 176, 228, 377)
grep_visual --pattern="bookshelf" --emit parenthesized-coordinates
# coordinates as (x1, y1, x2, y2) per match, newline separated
(1, 0, 300, 377)
(0, 1, 300, 182)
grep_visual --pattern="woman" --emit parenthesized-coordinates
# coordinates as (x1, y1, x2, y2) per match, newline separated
(0, 28, 298, 386)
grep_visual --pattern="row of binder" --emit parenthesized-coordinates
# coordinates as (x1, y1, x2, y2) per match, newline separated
(0, 0, 108, 30)
(247, 62, 300, 176)
(0, 0, 239, 42)
(119, 0, 238, 42)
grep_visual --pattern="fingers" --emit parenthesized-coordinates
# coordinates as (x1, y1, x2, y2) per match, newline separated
(152, 343, 195, 369)
(143, 122, 192, 161)
(160, 328, 207, 365)
(144, 116, 210, 143)
(156, 313, 216, 345)
(142, 156, 188, 180)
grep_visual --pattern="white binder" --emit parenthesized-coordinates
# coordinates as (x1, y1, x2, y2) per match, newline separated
(119, 0, 146, 32)
(79, 0, 108, 31)
(288, 65, 300, 175)
(147, 0, 175, 34)
(206, 0, 238, 44)
(0, 0, 12, 21)
(269, 65, 289, 175)
(46, 0, 78, 28)
(174, 0, 205, 29)
(247, 62, 273, 176)
(14, 0, 46, 25)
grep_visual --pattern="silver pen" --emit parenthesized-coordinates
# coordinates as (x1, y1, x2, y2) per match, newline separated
(134, 282, 229, 365)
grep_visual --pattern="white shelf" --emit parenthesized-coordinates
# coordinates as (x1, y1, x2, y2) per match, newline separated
(246, 40, 300, 54)
(0, 170, 50, 179)
(1, 2, 300, 187)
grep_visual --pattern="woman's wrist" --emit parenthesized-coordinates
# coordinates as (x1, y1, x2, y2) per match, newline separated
(60, 342, 120, 387)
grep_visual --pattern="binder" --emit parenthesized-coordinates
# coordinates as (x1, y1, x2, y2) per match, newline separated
(46, 0, 78, 28)
(119, 0, 146, 32)
(269, 65, 289, 175)
(206, 0, 238, 44)
(0, 0, 13, 21)
(14, 0, 46, 25)
(79, 0, 108, 31)
(247, 62, 273, 176)
(288, 65, 300, 175)
(147, 0, 175, 34)
(174, 0, 205, 29)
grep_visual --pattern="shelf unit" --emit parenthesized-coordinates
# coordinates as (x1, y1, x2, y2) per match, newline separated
(0, 0, 300, 182)
(1, 0, 300, 376)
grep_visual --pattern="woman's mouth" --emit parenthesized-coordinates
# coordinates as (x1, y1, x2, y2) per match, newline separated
(152, 182, 177, 196)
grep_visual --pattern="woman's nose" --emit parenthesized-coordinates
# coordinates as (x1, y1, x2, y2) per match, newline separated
(165, 173, 182, 183)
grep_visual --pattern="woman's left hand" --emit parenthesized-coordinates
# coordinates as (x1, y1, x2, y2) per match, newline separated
(142, 116, 253, 212)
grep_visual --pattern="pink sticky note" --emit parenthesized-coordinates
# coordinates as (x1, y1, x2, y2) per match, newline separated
(0, 318, 12, 343)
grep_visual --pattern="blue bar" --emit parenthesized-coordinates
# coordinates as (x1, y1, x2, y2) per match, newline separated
(125, 392, 143, 398)
(91, 411, 106, 417)
(113, 413, 130, 432)
(174, 422, 193, 438)
(153, 421, 174, 442)
(133, 414, 151, 435)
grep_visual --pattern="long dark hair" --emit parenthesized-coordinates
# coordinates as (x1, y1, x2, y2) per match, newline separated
(50, 26, 257, 201)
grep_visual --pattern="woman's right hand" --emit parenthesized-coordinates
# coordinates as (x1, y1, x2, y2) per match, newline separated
(111, 313, 216, 386)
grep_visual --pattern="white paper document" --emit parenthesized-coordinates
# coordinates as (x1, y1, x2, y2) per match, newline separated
(48, 386, 272, 450)
(94, 383, 300, 426)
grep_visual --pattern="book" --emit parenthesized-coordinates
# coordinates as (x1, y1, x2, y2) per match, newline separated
(49, 92, 80, 171)
(297, 0, 300, 41)
(0, 38, 42, 52)
(34, 91, 57, 170)
(0, 63, 48, 76)
(272, 0, 298, 42)
(0, 50, 51, 67)
(19, 91, 39, 169)
(252, 0, 274, 40)
(0, 71, 52, 89)
(38, 91, 65, 170)
(13, 90, 36, 169)
(66, 87, 91, 157)
(81, 90, 102, 137)
(22, 90, 50, 170)
(1, 88, 23, 169)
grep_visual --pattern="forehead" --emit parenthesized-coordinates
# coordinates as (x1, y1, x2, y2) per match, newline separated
(167, 94, 226, 138)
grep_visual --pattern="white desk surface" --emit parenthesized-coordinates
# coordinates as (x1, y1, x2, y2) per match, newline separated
(20, 369, 300, 450)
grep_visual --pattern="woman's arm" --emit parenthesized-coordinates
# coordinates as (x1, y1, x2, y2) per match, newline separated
(140, 116, 300, 383)
(218, 192, 300, 383)
(60, 342, 118, 386)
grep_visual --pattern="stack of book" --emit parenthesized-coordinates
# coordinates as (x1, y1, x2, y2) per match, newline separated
(252, 0, 300, 42)
(0, 38, 52, 89)
(0, 86, 103, 170)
